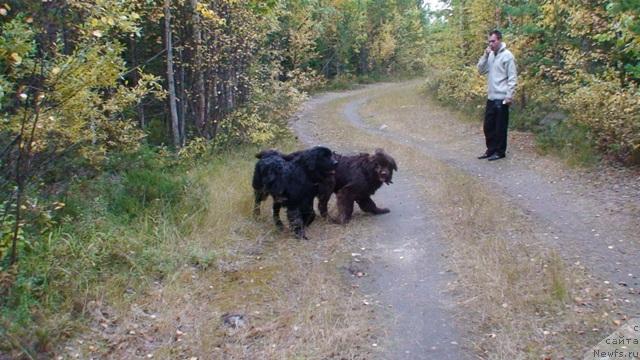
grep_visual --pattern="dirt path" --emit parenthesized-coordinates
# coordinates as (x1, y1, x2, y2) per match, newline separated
(293, 86, 469, 359)
(291, 80, 640, 358)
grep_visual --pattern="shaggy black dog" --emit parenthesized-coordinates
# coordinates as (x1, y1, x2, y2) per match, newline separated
(252, 146, 337, 239)
(317, 148, 397, 224)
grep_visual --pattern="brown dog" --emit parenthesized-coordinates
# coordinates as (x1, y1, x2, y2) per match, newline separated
(318, 149, 397, 224)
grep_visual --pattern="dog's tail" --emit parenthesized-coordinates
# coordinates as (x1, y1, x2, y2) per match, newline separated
(255, 149, 283, 159)
(252, 162, 264, 190)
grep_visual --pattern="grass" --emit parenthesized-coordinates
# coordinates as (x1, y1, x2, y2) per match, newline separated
(1, 145, 205, 356)
(536, 121, 600, 167)
(0, 141, 379, 359)
(432, 172, 612, 358)
(124, 147, 377, 359)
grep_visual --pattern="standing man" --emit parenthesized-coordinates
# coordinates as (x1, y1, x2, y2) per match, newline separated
(477, 30, 517, 161)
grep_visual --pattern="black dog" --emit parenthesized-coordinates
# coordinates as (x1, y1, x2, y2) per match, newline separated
(317, 148, 397, 224)
(252, 146, 337, 239)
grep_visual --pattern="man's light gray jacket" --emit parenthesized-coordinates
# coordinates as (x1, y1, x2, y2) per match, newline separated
(477, 42, 517, 101)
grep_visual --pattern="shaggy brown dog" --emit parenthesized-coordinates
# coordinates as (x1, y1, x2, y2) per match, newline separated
(318, 149, 397, 224)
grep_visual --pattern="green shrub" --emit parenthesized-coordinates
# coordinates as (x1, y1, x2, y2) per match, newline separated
(109, 168, 185, 218)
(562, 78, 640, 164)
(0, 145, 207, 355)
(536, 121, 600, 167)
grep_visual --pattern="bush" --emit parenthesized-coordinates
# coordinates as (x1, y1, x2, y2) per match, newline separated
(426, 66, 485, 106)
(108, 168, 185, 218)
(536, 121, 600, 167)
(562, 78, 640, 164)
(0, 145, 205, 355)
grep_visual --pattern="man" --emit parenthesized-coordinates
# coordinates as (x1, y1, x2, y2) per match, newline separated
(477, 30, 517, 161)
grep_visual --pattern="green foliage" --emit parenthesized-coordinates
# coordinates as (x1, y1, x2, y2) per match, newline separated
(0, 198, 20, 271)
(424, 0, 640, 165)
(0, 16, 36, 108)
(0, 145, 205, 355)
(212, 70, 305, 149)
(109, 168, 185, 220)
(561, 76, 640, 163)
(278, 0, 428, 79)
(426, 66, 484, 106)
(536, 121, 600, 167)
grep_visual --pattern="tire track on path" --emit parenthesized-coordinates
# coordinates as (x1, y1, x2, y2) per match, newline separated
(292, 84, 471, 359)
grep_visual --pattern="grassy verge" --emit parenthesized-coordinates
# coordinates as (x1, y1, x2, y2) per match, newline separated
(0, 141, 379, 359)
(433, 172, 616, 358)
(1, 145, 208, 355)
(106, 144, 376, 359)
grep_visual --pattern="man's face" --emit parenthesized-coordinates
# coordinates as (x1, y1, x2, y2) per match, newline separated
(488, 34, 501, 52)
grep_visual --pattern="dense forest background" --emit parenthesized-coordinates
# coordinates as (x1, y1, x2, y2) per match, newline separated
(1, 0, 639, 356)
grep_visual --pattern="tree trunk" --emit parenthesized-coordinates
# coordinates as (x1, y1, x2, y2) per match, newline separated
(190, 0, 207, 138)
(178, 47, 186, 147)
(129, 36, 146, 128)
(164, 0, 181, 148)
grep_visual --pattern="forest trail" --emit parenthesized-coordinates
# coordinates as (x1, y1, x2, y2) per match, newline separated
(292, 79, 640, 358)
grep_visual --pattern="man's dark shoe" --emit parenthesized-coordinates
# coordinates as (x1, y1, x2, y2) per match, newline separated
(487, 153, 505, 161)
(477, 152, 493, 159)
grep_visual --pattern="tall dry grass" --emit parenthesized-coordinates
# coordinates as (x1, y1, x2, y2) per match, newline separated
(58, 146, 378, 359)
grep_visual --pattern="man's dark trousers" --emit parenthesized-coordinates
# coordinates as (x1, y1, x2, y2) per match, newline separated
(483, 99, 509, 157)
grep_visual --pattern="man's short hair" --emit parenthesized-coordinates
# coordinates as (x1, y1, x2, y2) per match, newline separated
(489, 30, 502, 39)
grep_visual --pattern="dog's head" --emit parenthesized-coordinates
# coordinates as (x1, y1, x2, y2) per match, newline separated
(368, 148, 397, 185)
(297, 146, 338, 179)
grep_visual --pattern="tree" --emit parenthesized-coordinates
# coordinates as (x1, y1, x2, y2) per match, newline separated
(164, 0, 181, 147)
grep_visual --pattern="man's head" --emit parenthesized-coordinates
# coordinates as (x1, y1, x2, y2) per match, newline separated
(488, 30, 502, 52)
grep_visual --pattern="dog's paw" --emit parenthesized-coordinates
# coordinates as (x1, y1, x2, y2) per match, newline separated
(377, 208, 390, 214)
(330, 216, 349, 225)
(294, 231, 308, 240)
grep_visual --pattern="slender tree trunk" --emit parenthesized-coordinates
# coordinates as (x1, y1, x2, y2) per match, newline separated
(164, 0, 181, 148)
(130, 36, 146, 128)
(10, 116, 27, 266)
(190, 0, 207, 138)
(209, 77, 219, 140)
(138, 101, 146, 129)
(10, 94, 41, 265)
(178, 47, 186, 147)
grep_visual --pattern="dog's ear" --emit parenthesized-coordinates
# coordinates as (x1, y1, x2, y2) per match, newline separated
(389, 156, 398, 171)
(375, 149, 398, 171)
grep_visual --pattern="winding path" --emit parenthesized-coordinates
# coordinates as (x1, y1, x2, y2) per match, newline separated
(292, 80, 640, 358)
